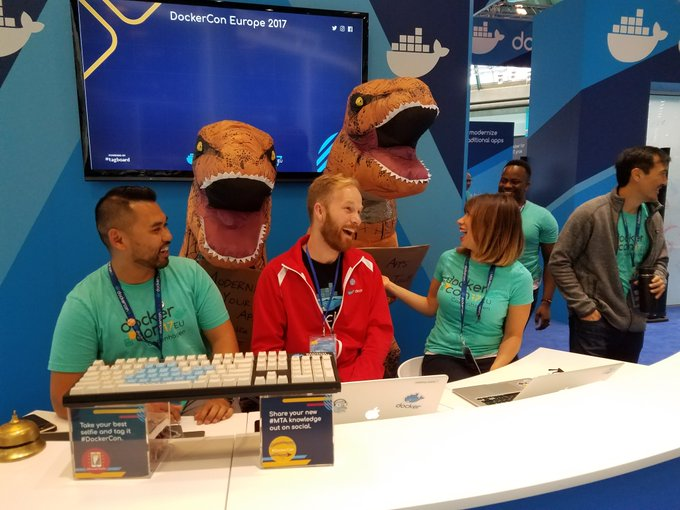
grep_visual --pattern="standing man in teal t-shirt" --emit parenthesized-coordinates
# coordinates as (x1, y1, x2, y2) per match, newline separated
(49, 186, 239, 422)
(499, 160, 559, 329)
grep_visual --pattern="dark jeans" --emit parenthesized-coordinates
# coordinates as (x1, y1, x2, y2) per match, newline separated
(422, 353, 496, 383)
(569, 314, 644, 363)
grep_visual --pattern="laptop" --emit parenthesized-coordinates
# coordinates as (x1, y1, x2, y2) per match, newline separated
(332, 374, 448, 424)
(451, 363, 624, 407)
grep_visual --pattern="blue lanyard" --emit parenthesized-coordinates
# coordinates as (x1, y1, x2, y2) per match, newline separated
(304, 247, 342, 334)
(108, 263, 164, 354)
(620, 208, 642, 269)
(459, 256, 496, 339)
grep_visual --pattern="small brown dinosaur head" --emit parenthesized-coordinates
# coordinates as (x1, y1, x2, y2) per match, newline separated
(188, 120, 277, 268)
(326, 77, 438, 199)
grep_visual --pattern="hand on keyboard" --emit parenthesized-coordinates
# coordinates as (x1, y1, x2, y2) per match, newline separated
(195, 398, 234, 424)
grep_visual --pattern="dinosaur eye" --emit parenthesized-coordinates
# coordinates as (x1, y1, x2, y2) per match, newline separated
(265, 147, 278, 168)
(349, 93, 372, 113)
(193, 138, 206, 161)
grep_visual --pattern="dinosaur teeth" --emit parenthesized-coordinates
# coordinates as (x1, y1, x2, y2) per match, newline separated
(376, 102, 440, 128)
(420, 160, 433, 180)
(199, 219, 268, 264)
(200, 171, 275, 190)
(376, 160, 431, 184)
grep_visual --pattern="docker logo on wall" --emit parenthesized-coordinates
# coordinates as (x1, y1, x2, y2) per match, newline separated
(607, 8, 667, 63)
(386, 26, 449, 78)
(0, 0, 43, 58)
(472, 21, 505, 55)
(470, 18, 532, 67)
(0, 0, 46, 89)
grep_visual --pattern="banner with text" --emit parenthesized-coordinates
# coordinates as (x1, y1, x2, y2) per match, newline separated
(467, 121, 515, 198)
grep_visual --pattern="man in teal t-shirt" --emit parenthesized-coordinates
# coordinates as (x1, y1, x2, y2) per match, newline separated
(616, 205, 650, 297)
(499, 160, 559, 329)
(49, 186, 239, 423)
(550, 146, 669, 363)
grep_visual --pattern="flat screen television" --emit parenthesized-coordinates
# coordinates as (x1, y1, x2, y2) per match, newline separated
(70, 0, 368, 181)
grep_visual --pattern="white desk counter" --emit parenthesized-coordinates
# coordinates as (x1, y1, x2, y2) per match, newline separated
(1, 412, 248, 510)
(226, 348, 680, 509)
(4, 349, 680, 509)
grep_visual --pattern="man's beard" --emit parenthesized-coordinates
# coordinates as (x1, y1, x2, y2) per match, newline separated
(133, 251, 170, 271)
(321, 215, 353, 253)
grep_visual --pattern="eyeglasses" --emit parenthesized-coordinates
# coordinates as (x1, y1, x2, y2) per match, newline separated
(462, 339, 482, 375)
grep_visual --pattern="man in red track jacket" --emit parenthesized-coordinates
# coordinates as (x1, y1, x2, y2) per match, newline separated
(252, 173, 393, 381)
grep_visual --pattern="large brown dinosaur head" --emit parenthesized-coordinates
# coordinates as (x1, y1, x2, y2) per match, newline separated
(183, 120, 277, 268)
(326, 77, 438, 199)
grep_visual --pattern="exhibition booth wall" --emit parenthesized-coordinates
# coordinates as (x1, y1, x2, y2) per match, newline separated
(0, 0, 471, 417)
(2, 0, 680, 420)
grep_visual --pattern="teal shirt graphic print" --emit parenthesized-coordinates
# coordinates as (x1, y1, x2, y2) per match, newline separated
(425, 250, 533, 358)
(616, 205, 650, 296)
(49, 257, 229, 372)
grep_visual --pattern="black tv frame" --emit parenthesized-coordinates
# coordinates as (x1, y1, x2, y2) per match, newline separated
(69, 0, 368, 182)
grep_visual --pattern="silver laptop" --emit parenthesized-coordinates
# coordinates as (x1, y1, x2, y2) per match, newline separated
(332, 374, 448, 424)
(452, 363, 624, 407)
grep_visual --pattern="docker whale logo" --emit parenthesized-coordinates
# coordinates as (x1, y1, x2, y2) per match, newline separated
(386, 27, 449, 78)
(471, 21, 505, 55)
(607, 8, 667, 63)
(0, 0, 44, 59)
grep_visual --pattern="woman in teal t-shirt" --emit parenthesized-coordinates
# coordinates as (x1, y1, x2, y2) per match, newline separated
(384, 194, 534, 381)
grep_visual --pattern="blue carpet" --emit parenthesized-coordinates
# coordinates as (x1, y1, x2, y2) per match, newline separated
(520, 305, 680, 365)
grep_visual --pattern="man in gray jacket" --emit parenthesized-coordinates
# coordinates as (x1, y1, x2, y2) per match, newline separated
(549, 146, 669, 362)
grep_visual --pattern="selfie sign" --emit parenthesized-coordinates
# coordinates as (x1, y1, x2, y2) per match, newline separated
(68, 405, 168, 479)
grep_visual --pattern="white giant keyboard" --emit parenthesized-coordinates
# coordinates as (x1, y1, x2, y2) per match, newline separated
(63, 352, 340, 408)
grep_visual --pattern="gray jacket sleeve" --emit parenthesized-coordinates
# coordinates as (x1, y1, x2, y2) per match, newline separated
(548, 208, 599, 318)
(650, 214, 669, 282)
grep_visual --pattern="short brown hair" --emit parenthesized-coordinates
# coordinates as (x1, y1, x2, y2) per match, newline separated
(306, 173, 360, 221)
(95, 186, 157, 248)
(458, 193, 524, 266)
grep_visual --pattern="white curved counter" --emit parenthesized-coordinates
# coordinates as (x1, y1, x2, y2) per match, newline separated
(226, 348, 680, 509)
(4, 348, 680, 509)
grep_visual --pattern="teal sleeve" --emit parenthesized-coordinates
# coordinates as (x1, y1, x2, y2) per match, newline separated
(539, 210, 559, 244)
(509, 265, 535, 306)
(48, 294, 99, 373)
(192, 262, 230, 331)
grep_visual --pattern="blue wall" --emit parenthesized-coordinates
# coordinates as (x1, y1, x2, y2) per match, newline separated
(527, 0, 680, 322)
(529, 0, 680, 220)
(0, 0, 470, 417)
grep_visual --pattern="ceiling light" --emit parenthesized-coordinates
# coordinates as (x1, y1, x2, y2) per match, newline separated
(515, 4, 528, 15)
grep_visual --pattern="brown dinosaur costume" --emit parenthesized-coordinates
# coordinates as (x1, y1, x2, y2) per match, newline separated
(180, 120, 277, 269)
(326, 77, 438, 376)
(326, 77, 438, 247)
(180, 121, 277, 353)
